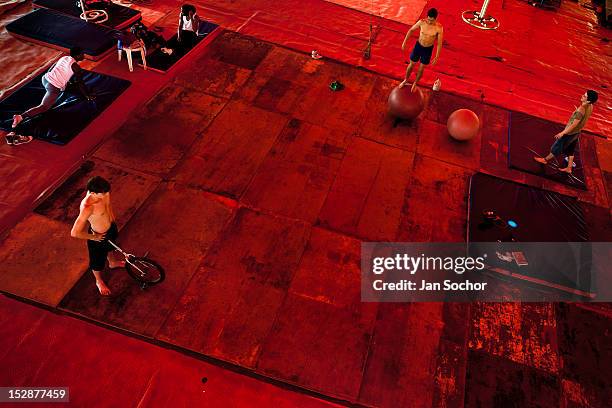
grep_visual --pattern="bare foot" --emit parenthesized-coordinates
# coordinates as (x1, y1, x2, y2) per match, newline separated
(12, 114, 23, 128)
(410, 83, 418, 93)
(6, 133, 33, 146)
(398, 80, 409, 88)
(109, 260, 126, 269)
(96, 280, 111, 296)
(533, 156, 548, 164)
(559, 167, 572, 174)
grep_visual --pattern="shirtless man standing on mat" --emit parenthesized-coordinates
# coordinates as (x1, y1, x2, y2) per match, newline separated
(70, 176, 124, 296)
(399, 8, 443, 92)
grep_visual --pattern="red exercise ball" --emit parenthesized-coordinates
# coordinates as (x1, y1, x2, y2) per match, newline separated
(447, 109, 480, 141)
(388, 86, 424, 120)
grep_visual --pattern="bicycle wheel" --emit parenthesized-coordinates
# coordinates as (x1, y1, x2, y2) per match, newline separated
(125, 256, 165, 286)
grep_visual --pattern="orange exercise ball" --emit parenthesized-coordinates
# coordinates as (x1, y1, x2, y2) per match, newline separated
(447, 109, 480, 141)
(388, 86, 424, 120)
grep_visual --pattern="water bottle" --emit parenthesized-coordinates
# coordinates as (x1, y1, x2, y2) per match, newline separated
(433, 78, 441, 91)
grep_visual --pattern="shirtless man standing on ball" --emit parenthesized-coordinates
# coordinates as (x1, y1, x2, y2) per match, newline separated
(71, 176, 124, 296)
(399, 8, 443, 92)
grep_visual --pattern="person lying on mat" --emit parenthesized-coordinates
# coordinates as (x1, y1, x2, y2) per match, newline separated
(136, 23, 174, 55)
(399, 8, 443, 92)
(71, 176, 124, 296)
(123, 22, 173, 55)
(178, 4, 200, 49)
(534, 90, 598, 174)
(8, 47, 92, 146)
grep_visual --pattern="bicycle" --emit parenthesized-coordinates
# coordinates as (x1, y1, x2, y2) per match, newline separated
(107, 240, 165, 288)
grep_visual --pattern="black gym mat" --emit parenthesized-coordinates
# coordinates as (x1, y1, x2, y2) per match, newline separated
(467, 172, 595, 297)
(135, 21, 219, 73)
(32, 0, 141, 29)
(0, 70, 130, 145)
(508, 111, 586, 189)
(6, 9, 117, 60)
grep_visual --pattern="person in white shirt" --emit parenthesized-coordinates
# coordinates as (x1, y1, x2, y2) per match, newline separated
(8, 47, 92, 145)
(177, 4, 200, 49)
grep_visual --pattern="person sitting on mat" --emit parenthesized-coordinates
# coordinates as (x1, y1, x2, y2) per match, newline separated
(399, 8, 443, 92)
(534, 90, 598, 174)
(71, 176, 124, 296)
(178, 4, 200, 49)
(8, 47, 92, 146)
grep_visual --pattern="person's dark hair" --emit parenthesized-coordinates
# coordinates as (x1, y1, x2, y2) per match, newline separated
(130, 22, 147, 41)
(181, 4, 196, 15)
(586, 90, 598, 104)
(130, 21, 147, 34)
(87, 176, 111, 194)
(427, 8, 438, 18)
(69, 46, 83, 59)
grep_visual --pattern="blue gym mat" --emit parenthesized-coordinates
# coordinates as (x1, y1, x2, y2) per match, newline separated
(0, 69, 130, 145)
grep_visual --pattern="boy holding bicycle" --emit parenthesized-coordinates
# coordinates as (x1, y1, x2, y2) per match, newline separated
(71, 176, 124, 296)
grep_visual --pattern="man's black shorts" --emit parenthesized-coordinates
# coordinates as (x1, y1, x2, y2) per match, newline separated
(410, 41, 434, 65)
(551, 133, 579, 156)
(87, 222, 118, 271)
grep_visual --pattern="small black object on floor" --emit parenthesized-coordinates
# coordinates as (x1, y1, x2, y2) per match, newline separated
(0, 70, 130, 145)
(507, 111, 587, 189)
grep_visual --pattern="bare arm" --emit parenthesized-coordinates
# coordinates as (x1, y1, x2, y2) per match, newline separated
(402, 21, 421, 52)
(563, 118, 581, 135)
(556, 109, 584, 138)
(71, 63, 92, 100)
(71, 205, 95, 240)
(193, 14, 201, 33)
(432, 27, 443, 64)
(105, 193, 116, 222)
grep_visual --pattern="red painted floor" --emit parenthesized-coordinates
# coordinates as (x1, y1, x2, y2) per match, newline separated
(183, 0, 611, 135)
(0, 1, 610, 407)
(1, 31, 610, 406)
(0, 294, 338, 407)
(1, 0, 610, 237)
